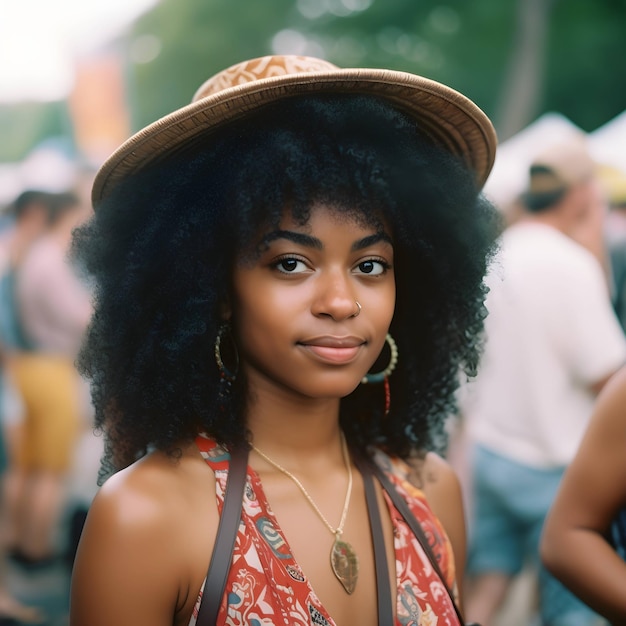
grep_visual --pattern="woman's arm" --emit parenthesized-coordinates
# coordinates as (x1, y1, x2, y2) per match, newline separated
(541, 366, 626, 624)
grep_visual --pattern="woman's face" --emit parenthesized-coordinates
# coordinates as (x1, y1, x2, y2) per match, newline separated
(230, 204, 396, 403)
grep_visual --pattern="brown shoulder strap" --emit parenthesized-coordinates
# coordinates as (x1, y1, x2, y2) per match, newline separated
(367, 458, 471, 626)
(196, 445, 249, 626)
(353, 455, 394, 625)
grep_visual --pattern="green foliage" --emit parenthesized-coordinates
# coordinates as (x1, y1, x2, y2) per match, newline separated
(0, 102, 71, 163)
(545, 0, 626, 130)
(3, 0, 626, 163)
(127, 0, 296, 129)
(128, 0, 520, 127)
(126, 0, 626, 136)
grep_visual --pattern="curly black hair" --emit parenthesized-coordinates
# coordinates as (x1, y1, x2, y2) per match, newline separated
(72, 94, 501, 478)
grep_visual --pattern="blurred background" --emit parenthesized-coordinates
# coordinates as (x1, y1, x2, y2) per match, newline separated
(1, 0, 625, 204)
(0, 0, 625, 624)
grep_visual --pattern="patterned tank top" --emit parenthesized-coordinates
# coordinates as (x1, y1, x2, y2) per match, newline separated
(190, 435, 460, 626)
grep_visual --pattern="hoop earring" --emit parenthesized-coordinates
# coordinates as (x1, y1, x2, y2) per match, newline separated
(214, 323, 239, 400)
(360, 334, 398, 416)
(360, 334, 398, 384)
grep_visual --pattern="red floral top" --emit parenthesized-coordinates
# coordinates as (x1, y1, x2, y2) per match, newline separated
(190, 435, 460, 626)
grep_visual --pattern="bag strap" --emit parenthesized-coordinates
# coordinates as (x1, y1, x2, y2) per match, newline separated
(196, 445, 249, 626)
(353, 455, 393, 625)
(367, 457, 469, 626)
(195, 446, 473, 626)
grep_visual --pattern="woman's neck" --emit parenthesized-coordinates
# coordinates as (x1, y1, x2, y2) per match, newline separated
(245, 386, 344, 468)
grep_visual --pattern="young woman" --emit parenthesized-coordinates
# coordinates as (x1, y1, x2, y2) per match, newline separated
(541, 366, 626, 624)
(69, 55, 499, 626)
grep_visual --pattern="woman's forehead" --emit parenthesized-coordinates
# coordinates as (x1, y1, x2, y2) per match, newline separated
(277, 202, 392, 233)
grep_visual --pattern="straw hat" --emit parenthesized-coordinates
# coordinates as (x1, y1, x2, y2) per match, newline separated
(92, 55, 497, 205)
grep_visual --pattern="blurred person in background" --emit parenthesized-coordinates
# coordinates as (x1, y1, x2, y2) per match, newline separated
(4, 190, 92, 571)
(461, 136, 626, 626)
(541, 364, 626, 624)
(0, 191, 55, 624)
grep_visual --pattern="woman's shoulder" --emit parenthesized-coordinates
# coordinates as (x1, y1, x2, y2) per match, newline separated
(101, 443, 213, 510)
(392, 450, 467, 584)
(374, 448, 459, 493)
(419, 451, 461, 494)
(71, 442, 219, 626)
(83, 442, 219, 568)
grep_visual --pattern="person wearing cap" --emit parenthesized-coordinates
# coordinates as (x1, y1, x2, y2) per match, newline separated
(461, 136, 626, 626)
(69, 55, 499, 626)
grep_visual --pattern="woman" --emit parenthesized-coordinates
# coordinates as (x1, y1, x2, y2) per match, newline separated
(541, 366, 626, 624)
(69, 55, 499, 626)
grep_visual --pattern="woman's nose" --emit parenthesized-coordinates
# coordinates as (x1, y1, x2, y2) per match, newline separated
(310, 272, 359, 321)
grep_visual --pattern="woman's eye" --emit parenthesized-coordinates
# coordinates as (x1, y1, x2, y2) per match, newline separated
(355, 260, 387, 275)
(275, 257, 307, 273)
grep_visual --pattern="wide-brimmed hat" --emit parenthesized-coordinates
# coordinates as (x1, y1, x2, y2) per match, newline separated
(92, 55, 497, 205)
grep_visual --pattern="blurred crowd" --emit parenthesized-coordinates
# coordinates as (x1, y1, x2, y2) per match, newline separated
(0, 181, 97, 624)
(452, 132, 626, 626)
(0, 130, 625, 626)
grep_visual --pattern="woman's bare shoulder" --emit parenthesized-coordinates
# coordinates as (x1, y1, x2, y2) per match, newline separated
(422, 451, 458, 486)
(405, 451, 460, 494)
(71, 442, 218, 626)
(406, 451, 467, 581)
(96, 444, 214, 520)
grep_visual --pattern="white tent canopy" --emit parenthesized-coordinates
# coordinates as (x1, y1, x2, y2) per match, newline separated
(589, 110, 626, 175)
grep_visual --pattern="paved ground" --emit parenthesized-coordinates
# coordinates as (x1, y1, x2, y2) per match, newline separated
(4, 546, 71, 626)
(493, 568, 539, 626)
(2, 428, 98, 626)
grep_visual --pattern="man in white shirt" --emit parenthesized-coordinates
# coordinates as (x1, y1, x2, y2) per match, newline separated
(463, 136, 626, 626)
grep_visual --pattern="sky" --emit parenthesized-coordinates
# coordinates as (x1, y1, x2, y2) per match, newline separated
(0, 0, 158, 102)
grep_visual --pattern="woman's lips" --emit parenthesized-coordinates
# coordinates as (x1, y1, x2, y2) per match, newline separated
(298, 336, 364, 364)
(304, 345, 361, 363)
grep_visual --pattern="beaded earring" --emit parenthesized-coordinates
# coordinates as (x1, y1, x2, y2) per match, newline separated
(214, 322, 239, 402)
(360, 333, 398, 416)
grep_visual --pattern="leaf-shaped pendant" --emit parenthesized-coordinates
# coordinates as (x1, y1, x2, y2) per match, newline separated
(330, 536, 359, 594)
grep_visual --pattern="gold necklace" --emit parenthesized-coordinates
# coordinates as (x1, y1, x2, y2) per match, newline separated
(252, 434, 359, 594)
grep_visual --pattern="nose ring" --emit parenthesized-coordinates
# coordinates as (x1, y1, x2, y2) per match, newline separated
(353, 301, 362, 317)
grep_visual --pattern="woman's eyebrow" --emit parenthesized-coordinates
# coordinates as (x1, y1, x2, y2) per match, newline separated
(262, 230, 322, 249)
(352, 232, 393, 251)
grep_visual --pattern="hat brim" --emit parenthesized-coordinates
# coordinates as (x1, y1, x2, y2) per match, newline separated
(92, 68, 497, 205)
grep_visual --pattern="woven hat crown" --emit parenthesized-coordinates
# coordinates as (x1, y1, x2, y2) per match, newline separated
(192, 56, 340, 101)
(92, 55, 497, 205)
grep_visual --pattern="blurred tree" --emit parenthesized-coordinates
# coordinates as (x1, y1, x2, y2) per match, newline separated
(126, 0, 297, 129)
(495, 0, 552, 140)
(127, 0, 626, 140)
(0, 102, 72, 163)
(545, 0, 626, 132)
(2, 0, 625, 164)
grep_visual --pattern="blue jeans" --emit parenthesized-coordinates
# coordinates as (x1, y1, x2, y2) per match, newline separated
(468, 444, 605, 626)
